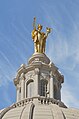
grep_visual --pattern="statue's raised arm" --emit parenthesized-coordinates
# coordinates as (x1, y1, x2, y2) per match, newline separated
(31, 17, 37, 40)
(33, 17, 36, 29)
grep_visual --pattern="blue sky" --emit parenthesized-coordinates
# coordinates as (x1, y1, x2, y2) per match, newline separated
(0, 0, 79, 109)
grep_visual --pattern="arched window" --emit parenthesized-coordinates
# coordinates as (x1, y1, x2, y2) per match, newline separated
(40, 79, 48, 97)
(26, 80, 34, 98)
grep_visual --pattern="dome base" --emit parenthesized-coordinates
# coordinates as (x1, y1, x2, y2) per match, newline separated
(12, 96, 67, 108)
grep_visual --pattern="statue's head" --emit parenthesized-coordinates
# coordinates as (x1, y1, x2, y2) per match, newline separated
(37, 24, 42, 31)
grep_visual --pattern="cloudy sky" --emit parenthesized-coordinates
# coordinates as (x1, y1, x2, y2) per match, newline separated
(0, 0, 79, 109)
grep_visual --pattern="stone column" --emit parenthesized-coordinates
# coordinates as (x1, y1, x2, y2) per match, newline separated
(21, 73, 25, 100)
(50, 72, 54, 98)
(16, 84, 20, 102)
(34, 68, 39, 96)
(57, 83, 61, 100)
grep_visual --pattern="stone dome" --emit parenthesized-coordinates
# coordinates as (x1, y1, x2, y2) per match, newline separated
(0, 97, 79, 119)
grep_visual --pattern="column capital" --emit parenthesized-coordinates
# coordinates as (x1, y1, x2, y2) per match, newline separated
(14, 77, 19, 86)
(16, 84, 20, 90)
(20, 73, 25, 80)
(34, 68, 40, 75)
(50, 71, 53, 78)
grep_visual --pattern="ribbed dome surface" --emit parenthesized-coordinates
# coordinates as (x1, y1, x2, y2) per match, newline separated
(0, 98, 79, 119)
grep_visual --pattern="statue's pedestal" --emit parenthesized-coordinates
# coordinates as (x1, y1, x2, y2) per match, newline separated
(28, 53, 50, 65)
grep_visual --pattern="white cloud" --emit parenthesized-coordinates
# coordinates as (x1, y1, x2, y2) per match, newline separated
(61, 84, 79, 108)
(3, 91, 12, 105)
(0, 51, 16, 87)
(47, 33, 69, 64)
(45, 12, 79, 108)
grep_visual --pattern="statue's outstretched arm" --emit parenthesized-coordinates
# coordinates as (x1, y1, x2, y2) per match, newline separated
(46, 27, 52, 36)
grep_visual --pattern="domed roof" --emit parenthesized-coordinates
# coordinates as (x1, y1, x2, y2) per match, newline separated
(0, 97, 79, 119)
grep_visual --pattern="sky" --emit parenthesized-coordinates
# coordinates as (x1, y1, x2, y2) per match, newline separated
(0, 0, 79, 109)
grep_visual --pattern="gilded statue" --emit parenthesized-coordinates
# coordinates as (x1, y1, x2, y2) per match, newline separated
(31, 17, 51, 53)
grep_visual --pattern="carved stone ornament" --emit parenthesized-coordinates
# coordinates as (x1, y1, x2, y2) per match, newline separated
(40, 73, 49, 80)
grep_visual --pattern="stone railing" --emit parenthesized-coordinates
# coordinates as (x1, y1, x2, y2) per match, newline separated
(38, 97, 67, 108)
(12, 97, 67, 108)
(12, 98, 33, 107)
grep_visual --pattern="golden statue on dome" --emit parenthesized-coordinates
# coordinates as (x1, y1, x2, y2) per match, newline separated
(31, 17, 51, 53)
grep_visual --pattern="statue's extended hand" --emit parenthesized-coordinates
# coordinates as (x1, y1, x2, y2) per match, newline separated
(46, 27, 52, 33)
